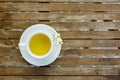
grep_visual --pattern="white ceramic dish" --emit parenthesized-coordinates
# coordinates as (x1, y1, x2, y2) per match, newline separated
(18, 24, 62, 66)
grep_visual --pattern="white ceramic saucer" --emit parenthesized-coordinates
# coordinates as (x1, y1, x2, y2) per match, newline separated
(18, 24, 62, 66)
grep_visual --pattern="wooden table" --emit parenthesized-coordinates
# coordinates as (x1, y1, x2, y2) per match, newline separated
(0, 0, 120, 80)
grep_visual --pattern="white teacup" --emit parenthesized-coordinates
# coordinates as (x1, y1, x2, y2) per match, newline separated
(19, 24, 63, 59)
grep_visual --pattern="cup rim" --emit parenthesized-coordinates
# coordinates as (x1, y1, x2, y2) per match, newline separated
(26, 32, 53, 59)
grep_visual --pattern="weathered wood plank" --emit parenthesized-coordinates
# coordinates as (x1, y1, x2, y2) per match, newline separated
(0, 40, 120, 48)
(0, 0, 120, 2)
(60, 31, 120, 39)
(0, 76, 120, 80)
(63, 40, 120, 48)
(1, 30, 120, 39)
(0, 48, 21, 56)
(53, 58, 120, 66)
(0, 48, 120, 57)
(0, 58, 120, 67)
(0, 40, 18, 47)
(0, 12, 120, 21)
(0, 30, 22, 39)
(0, 3, 120, 11)
(61, 49, 120, 57)
(1, 22, 120, 30)
(0, 67, 119, 75)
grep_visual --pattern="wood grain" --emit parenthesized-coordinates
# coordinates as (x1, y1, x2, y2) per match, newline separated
(1, 30, 120, 39)
(0, 67, 119, 75)
(0, 58, 120, 67)
(1, 22, 120, 30)
(0, 48, 21, 56)
(63, 40, 120, 48)
(1, 40, 120, 48)
(0, 48, 120, 57)
(60, 49, 120, 57)
(0, 3, 120, 11)
(0, 12, 120, 21)
(0, 76, 120, 80)
(0, 0, 120, 2)
(0, 0, 120, 77)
